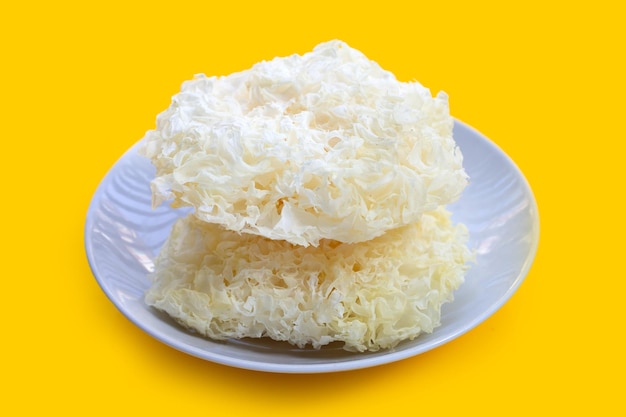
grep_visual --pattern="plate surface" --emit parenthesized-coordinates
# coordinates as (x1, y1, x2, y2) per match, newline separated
(85, 120, 539, 373)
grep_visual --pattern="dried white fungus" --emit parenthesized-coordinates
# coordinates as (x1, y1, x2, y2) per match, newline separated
(141, 40, 472, 352)
(140, 40, 468, 246)
(145, 207, 471, 352)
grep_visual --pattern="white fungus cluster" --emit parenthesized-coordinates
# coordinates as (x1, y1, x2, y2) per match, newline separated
(146, 207, 471, 352)
(141, 40, 467, 246)
(141, 41, 472, 352)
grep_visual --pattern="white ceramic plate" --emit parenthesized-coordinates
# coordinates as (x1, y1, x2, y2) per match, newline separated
(85, 120, 539, 373)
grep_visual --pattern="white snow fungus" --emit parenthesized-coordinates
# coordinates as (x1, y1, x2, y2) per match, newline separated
(146, 207, 471, 352)
(140, 40, 472, 352)
(140, 40, 467, 246)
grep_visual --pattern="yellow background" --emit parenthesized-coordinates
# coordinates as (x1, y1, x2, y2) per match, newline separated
(2, 0, 624, 415)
